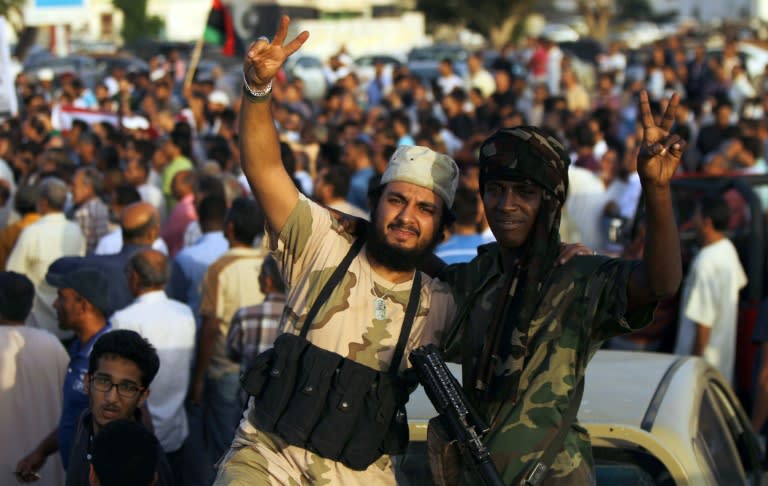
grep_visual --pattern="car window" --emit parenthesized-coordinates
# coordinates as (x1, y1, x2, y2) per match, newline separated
(708, 381, 762, 481)
(696, 387, 747, 484)
(295, 57, 322, 69)
(593, 447, 674, 485)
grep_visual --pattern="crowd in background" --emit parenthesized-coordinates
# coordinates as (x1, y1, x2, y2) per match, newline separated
(2, 27, 768, 485)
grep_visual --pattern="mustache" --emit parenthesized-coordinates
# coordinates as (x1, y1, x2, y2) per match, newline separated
(389, 222, 420, 236)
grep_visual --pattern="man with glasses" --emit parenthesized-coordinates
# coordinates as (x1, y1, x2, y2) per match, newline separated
(66, 329, 172, 486)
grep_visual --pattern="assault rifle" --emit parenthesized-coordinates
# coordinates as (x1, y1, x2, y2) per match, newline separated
(409, 344, 505, 486)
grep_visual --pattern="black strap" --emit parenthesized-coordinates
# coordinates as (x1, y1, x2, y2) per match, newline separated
(298, 234, 422, 376)
(387, 271, 421, 376)
(524, 379, 585, 486)
(300, 235, 366, 339)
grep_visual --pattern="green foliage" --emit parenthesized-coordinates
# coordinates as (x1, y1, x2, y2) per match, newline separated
(0, 0, 26, 33)
(615, 0, 653, 21)
(616, 0, 678, 23)
(415, 0, 537, 40)
(113, 0, 164, 42)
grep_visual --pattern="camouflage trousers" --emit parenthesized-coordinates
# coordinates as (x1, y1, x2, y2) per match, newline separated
(213, 426, 397, 486)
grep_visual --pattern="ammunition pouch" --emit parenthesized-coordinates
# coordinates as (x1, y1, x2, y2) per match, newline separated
(241, 333, 410, 470)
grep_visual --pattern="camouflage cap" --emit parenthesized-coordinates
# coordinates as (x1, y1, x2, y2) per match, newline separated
(478, 126, 570, 204)
(380, 145, 460, 207)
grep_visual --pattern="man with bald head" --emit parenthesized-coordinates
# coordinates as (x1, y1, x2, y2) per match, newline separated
(111, 248, 196, 483)
(95, 186, 169, 256)
(49, 202, 162, 317)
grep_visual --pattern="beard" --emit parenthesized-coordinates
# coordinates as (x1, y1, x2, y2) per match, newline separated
(366, 210, 441, 272)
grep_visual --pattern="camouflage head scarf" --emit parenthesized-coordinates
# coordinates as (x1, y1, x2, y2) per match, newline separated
(478, 126, 570, 203)
(477, 126, 571, 401)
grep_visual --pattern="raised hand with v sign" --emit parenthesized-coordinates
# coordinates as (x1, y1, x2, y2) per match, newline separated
(637, 90, 686, 187)
(243, 16, 310, 91)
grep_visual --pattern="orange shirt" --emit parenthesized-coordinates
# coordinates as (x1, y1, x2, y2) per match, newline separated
(0, 212, 40, 271)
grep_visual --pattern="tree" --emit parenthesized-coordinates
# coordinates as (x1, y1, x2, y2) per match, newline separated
(615, 0, 653, 21)
(112, 0, 164, 43)
(0, 0, 24, 33)
(0, 0, 38, 60)
(415, 0, 539, 48)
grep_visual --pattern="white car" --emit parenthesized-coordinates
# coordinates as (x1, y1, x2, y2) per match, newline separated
(352, 53, 404, 85)
(283, 54, 327, 101)
(401, 351, 765, 485)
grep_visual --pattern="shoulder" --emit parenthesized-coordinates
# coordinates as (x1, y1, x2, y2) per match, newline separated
(437, 243, 500, 295)
(555, 254, 636, 281)
(458, 242, 500, 276)
(66, 218, 84, 231)
(232, 303, 263, 321)
(14, 327, 68, 353)
(545, 256, 639, 301)
(275, 194, 351, 249)
(206, 250, 240, 275)
(208, 248, 263, 276)
(166, 298, 195, 317)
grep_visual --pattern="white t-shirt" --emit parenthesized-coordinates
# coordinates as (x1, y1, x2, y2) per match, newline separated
(110, 290, 196, 452)
(566, 166, 608, 251)
(607, 172, 642, 222)
(0, 326, 69, 486)
(138, 183, 166, 220)
(674, 238, 747, 383)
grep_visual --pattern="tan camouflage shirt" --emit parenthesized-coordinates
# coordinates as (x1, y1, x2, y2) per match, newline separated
(440, 243, 656, 485)
(239, 195, 456, 480)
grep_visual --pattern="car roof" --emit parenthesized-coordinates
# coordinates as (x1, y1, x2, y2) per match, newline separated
(579, 351, 685, 429)
(580, 350, 732, 442)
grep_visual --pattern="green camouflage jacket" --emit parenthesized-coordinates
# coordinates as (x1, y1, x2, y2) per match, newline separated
(439, 243, 656, 485)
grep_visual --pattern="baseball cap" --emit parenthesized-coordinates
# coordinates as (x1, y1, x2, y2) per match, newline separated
(122, 115, 150, 130)
(208, 90, 230, 106)
(46, 265, 111, 315)
(37, 68, 54, 82)
(380, 146, 459, 207)
(150, 68, 167, 83)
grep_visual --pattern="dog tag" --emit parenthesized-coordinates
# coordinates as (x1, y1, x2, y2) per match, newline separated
(374, 297, 386, 320)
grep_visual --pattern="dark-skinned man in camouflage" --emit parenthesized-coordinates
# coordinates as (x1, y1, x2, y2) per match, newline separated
(436, 92, 685, 485)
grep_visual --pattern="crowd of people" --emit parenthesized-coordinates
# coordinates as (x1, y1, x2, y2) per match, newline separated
(0, 15, 765, 486)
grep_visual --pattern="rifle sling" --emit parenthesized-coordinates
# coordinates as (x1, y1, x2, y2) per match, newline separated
(300, 234, 421, 376)
(524, 378, 585, 486)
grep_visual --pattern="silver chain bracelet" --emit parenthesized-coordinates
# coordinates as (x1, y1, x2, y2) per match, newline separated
(242, 69, 273, 98)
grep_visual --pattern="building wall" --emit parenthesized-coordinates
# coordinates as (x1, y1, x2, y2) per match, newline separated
(148, 0, 209, 42)
(554, 0, 765, 23)
(293, 12, 426, 58)
(24, 0, 90, 27)
(147, 0, 424, 54)
(649, 0, 758, 22)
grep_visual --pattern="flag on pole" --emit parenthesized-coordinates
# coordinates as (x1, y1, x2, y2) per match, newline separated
(203, 0, 240, 56)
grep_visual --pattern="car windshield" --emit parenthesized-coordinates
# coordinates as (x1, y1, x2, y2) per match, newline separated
(593, 447, 674, 485)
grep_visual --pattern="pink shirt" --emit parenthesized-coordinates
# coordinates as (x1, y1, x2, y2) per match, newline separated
(162, 193, 197, 257)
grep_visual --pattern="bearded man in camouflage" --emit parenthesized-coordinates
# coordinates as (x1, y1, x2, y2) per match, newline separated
(437, 92, 685, 484)
(214, 17, 459, 485)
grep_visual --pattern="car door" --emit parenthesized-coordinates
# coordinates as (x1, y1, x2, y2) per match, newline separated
(694, 378, 762, 485)
(707, 379, 763, 485)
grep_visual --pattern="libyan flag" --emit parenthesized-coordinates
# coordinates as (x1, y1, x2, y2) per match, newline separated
(203, 0, 240, 56)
